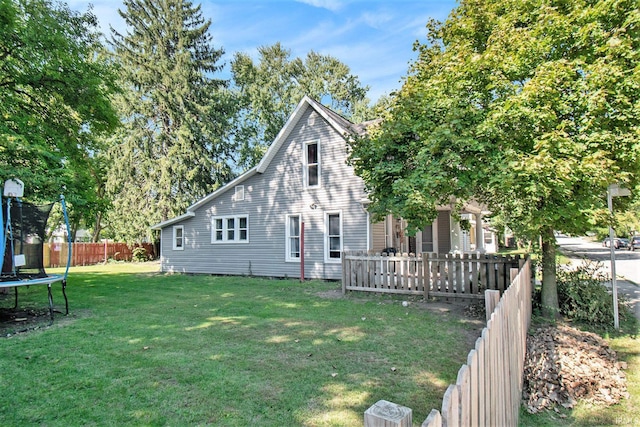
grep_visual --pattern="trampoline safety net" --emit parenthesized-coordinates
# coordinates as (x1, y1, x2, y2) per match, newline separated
(1, 200, 55, 281)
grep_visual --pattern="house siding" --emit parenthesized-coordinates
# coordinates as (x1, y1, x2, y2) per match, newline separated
(159, 106, 369, 280)
(371, 221, 386, 253)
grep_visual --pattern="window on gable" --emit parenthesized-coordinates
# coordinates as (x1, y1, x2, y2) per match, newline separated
(235, 185, 245, 201)
(325, 212, 342, 262)
(212, 215, 249, 243)
(305, 141, 320, 188)
(286, 215, 301, 262)
(173, 225, 184, 250)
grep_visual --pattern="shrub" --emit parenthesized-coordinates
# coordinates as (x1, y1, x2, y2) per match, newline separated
(556, 260, 632, 327)
(132, 247, 148, 262)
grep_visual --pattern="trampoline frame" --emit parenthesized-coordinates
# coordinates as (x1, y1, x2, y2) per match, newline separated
(1, 183, 72, 325)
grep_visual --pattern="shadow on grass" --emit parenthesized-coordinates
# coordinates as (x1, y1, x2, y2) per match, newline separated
(0, 265, 487, 425)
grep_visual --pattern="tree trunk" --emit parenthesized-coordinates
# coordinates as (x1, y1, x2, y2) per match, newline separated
(540, 227, 559, 319)
(92, 212, 103, 242)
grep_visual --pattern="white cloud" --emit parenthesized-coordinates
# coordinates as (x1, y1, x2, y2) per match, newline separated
(361, 10, 392, 29)
(295, 0, 343, 12)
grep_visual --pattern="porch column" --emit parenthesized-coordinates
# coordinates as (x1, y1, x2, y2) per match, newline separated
(386, 214, 394, 248)
(475, 212, 485, 253)
(451, 217, 462, 253)
(366, 211, 371, 251)
(432, 217, 439, 254)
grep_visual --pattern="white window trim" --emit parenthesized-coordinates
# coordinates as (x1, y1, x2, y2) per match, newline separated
(234, 185, 245, 201)
(285, 214, 302, 263)
(172, 225, 185, 251)
(211, 215, 249, 244)
(303, 140, 321, 189)
(324, 210, 343, 263)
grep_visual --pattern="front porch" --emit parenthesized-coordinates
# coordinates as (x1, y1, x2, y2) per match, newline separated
(369, 204, 496, 255)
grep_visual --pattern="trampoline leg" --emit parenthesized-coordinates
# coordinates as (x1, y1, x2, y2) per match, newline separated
(62, 279, 69, 315)
(47, 284, 54, 325)
(14, 286, 18, 309)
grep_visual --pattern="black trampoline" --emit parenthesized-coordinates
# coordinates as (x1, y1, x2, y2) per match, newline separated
(1, 179, 71, 324)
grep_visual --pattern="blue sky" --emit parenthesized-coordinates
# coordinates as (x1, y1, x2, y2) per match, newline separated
(69, 0, 458, 102)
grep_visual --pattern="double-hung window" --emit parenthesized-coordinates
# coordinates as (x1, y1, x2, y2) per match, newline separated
(325, 212, 342, 262)
(286, 215, 301, 262)
(173, 225, 184, 250)
(212, 215, 249, 243)
(304, 141, 320, 188)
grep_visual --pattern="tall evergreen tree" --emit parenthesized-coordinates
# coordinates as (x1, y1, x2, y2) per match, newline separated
(107, 0, 234, 242)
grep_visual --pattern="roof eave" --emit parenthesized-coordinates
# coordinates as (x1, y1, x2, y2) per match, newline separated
(150, 211, 196, 230)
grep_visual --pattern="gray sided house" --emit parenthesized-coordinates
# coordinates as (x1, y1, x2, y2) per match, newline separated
(152, 96, 493, 280)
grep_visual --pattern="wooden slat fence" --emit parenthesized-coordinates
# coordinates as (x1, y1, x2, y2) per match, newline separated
(363, 258, 533, 427)
(342, 251, 523, 299)
(43, 242, 156, 267)
(422, 258, 532, 426)
(342, 251, 425, 295)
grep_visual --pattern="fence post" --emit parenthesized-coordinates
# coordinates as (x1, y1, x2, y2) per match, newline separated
(342, 251, 348, 294)
(364, 400, 412, 427)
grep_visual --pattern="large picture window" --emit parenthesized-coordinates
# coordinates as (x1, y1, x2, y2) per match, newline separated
(304, 141, 320, 188)
(286, 215, 301, 262)
(325, 212, 342, 262)
(212, 215, 249, 243)
(173, 225, 184, 250)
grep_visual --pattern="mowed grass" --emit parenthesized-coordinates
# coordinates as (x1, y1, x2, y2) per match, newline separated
(0, 262, 480, 426)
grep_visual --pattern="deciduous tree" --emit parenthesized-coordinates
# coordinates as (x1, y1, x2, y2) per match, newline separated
(348, 0, 639, 317)
(0, 0, 118, 228)
(231, 43, 371, 168)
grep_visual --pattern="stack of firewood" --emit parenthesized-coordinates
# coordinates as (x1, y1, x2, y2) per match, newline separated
(522, 324, 629, 413)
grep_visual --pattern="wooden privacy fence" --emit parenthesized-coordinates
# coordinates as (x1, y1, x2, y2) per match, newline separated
(342, 252, 524, 299)
(364, 258, 533, 426)
(43, 242, 156, 267)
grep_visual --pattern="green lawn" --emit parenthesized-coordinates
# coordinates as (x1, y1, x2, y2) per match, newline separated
(0, 263, 481, 426)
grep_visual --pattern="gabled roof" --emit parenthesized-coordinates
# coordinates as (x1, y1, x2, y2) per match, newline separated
(151, 96, 363, 230)
(256, 96, 364, 173)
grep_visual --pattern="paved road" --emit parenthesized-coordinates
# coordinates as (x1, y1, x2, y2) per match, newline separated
(557, 235, 640, 321)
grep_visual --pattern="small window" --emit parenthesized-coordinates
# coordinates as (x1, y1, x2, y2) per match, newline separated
(286, 215, 301, 262)
(304, 141, 320, 188)
(325, 212, 342, 262)
(214, 218, 223, 241)
(227, 218, 235, 240)
(235, 185, 245, 201)
(239, 217, 248, 241)
(173, 225, 184, 250)
(212, 215, 249, 243)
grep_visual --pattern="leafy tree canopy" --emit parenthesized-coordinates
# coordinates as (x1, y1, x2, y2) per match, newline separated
(0, 0, 118, 213)
(348, 0, 639, 316)
(231, 42, 373, 169)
